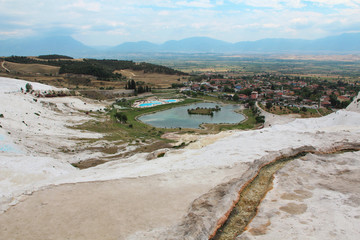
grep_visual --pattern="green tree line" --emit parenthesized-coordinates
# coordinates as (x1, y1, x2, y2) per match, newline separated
(4, 56, 187, 80)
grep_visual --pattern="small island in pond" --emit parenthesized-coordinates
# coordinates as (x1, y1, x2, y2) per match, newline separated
(187, 105, 221, 116)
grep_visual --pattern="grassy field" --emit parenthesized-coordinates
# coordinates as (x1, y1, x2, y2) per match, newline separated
(75, 95, 258, 148)
(4, 61, 60, 75)
(75, 98, 199, 142)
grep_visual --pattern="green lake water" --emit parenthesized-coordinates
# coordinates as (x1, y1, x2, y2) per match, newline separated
(138, 102, 245, 129)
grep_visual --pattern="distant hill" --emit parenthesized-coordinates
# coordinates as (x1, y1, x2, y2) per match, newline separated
(310, 33, 360, 52)
(1, 33, 360, 57)
(235, 33, 360, 53)
(110, 33, 360, 54)
(110, 41, 159, 53)
(0, 36, 94, 57)
(160, 37, 233, 52)
(109, 37, 233, 53)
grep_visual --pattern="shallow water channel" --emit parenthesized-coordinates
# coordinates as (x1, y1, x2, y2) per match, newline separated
(211, 148, 360, 240)
(138, 102, 245, 129)
(210, 154, 303, 240)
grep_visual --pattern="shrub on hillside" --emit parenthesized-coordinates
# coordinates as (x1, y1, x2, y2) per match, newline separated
(115, 112, 128, 123)
(25, 83, 33, 92)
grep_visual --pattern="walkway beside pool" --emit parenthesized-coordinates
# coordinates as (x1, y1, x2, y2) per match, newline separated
(132, 99, 181, 108)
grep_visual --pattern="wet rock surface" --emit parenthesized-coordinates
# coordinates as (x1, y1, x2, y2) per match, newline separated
(239, 151, 360, 240)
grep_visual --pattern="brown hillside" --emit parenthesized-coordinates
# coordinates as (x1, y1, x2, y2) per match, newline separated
(4, 62, 60, 75)
(116, 70, 186, 88)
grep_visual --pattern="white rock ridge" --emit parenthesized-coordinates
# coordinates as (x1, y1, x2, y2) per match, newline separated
(0, 77, 59, 93)
(347, 91, 360, 113)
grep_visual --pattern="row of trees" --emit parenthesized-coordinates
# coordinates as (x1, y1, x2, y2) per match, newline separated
(330, 93, 351, 109)
(37, 54, 73, 60)
(125, 80, 151, 94)
(59, 62, 117, 80)
(4, 56, 187, 81)
(248, 101, 265, 124)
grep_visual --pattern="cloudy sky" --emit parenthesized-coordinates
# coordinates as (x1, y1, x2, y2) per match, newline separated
(1, 0, 360, 46)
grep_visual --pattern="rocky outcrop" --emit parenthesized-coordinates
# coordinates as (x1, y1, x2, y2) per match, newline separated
(146, 149, 169, 160)
(346, 92, 360, 113)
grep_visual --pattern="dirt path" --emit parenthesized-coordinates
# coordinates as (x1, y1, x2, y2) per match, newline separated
(316, 108, 323, 116)
(256, 102, 298, 127)
(119, 70, 136, 77)
(1, 61, 10, 72)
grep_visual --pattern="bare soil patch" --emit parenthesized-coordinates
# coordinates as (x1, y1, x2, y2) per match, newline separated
(279, 203, 308, 215)
(72, 159, 107, 169)
(116, 70, 187, 88)
(281, 189, 312, 200)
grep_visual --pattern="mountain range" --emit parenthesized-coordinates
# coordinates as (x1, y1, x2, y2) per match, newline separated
(1, 33, 360, 58)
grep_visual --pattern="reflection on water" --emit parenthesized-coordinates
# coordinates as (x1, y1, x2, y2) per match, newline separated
(139, 102, 245, 129)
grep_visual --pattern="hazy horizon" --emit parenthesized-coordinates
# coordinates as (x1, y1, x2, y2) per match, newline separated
(1, 0, 360, 47)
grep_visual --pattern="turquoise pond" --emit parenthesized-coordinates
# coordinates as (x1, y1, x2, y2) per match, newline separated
(138, 102, 245, 129)
(0, 134, 21, 153)
(0, 144, 18, 153)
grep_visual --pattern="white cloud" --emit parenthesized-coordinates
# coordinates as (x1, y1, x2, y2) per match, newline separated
(65, 0, 101, 12)
(176, 0, 216, 8)
(229, 0, 359, 8)
(0, 0, 360, 45)
(308, 0, 360, 7)
(285, 0, 305, 8)
(0, 29, 34, 38)
(262, 23, 280, 28)
(229, 0, 283, 8)
(216, 0, 224, 5)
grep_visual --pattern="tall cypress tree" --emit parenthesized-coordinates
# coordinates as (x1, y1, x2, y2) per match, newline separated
(131, 80, 136, 89)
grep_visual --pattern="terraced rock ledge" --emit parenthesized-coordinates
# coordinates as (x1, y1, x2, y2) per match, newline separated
(162, 143, 360, 240)
(211, 143, 360, 240)
(210, 153, 306, 240)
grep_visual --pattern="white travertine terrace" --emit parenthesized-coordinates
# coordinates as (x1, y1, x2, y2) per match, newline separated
(0, 77, 359, 239)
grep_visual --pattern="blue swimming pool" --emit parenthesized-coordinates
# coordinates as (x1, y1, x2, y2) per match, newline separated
(138, 100, 176, 107)
(139, 101, 162, 107)
(139, 103, 154, 107)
